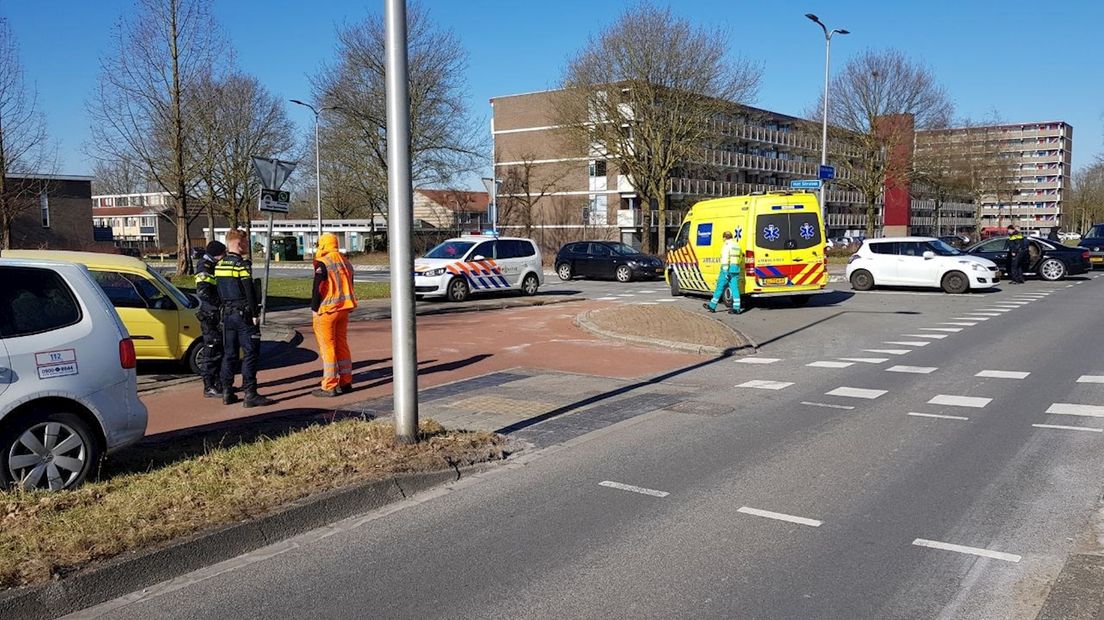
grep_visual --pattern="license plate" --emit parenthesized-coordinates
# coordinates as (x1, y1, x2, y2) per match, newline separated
(1091, 257, 1103, 263)
(762, 277, 788, 286)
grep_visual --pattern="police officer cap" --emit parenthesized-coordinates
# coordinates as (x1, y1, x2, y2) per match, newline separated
(206, 240, 227, 256)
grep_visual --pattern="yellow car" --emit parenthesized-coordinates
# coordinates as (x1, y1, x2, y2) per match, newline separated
(667, 191, 828, 306)
(4, 250, 205, 373)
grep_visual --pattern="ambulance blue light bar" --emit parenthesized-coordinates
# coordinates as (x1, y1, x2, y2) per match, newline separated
(770, 205, 806, 210)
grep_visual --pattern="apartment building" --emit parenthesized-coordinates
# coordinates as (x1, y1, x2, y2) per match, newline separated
(916, 122, 1072, 235)
(92, 191, 222, 252)
(492, 89, 873, 248)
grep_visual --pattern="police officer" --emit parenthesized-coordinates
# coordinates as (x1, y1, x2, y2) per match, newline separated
(1007, 225, 1027, 284)
(215, 229, 272, 407)
(703, 229, 745, 315)
(194, 240, 226, 398)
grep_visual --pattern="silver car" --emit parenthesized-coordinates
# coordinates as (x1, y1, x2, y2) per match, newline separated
(0, 257, 147, 491)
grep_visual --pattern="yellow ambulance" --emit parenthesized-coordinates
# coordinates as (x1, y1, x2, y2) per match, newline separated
(666, 191, 828, 306)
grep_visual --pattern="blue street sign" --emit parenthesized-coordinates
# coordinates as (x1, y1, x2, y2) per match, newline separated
(791, 179, 822, 189)
(819, 165, 835, 180)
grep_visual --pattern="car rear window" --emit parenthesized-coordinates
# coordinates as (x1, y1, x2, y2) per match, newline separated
(0, 266, 83, 338)
(755, 212, 822, 251)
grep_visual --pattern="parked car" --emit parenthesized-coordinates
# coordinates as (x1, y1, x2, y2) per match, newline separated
(1078, 223, 1104, 268)
(0, 257, 147, 491)
(965, 236, 1090, 281)
(6, 250, 207, 373)
(414, 234, 544, 302)
(556, 241, 664, 282)
(938, 235, 971, 249)
(847, 237, 1000, 294)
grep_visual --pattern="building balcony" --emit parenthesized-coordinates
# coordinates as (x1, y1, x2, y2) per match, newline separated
(666, 177, 865, 206)
(615, 208, 685, 229)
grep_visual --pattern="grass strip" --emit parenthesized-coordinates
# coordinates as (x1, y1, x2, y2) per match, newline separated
(0, 419, 506, 589)
(171, 277, 390, 308)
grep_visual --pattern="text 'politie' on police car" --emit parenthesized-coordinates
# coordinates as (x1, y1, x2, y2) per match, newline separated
(413, 233, 544, 302)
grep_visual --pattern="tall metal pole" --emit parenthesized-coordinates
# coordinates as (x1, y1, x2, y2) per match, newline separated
(819, 34, 831, 215)
(385, 0, 418, 443)
(314, 111, 323, 242)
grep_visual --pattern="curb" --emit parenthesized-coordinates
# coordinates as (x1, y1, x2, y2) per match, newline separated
(264, 295, 585, 326)
(574, 309, 754, 357)
(0, 463, 501, 619)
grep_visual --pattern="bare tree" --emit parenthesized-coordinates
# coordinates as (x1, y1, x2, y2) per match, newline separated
(1068, 161, 1104, 234)
(88, 0, 223, 274)
(0, 18, 54, 250)
(817, 49, 953, 237)
(557, 3, 760, 253)
(498, 153, 571, 237)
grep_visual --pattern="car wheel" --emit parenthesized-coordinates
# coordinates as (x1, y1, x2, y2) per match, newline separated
(669, 271, 682, 296)
(446, 277, 470, 302)
(1038, 258, 1066, 281)
(521, 273, 540, 296)
(850, 269, 875, 291)
(1, 411, 100, 491)
(941, 271, 969, 294)
(186, 341, 204, 375)
(615, 265, 633, 283)
(556, 263, 573, 281)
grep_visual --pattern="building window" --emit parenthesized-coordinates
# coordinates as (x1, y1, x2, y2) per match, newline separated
(39, 192, 49, 228)
(588, 160, 607, 177)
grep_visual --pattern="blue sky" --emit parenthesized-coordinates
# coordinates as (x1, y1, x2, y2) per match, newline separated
(5, 0, 1103, 186)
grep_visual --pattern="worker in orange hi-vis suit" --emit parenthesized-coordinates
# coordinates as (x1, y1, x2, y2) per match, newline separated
(310, 233, 358, 397)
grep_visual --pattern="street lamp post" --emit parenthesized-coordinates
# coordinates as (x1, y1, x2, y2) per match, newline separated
(290, 100, 341, 246)
(806, 14, 849, 220)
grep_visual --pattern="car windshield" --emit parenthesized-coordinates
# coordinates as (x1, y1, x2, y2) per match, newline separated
(927, 240, 962, 256)
(146, 266, 194, 308)
(1087, 225, 1104, 238)
(425, 241, 475, 259)
(609, 243, 640, 256)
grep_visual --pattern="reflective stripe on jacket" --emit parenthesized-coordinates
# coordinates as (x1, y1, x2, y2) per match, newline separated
(720, 239, 743, 268)
(317, 253, 357, 313)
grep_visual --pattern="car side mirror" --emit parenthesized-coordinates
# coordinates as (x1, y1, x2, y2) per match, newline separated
(922, 251, 935, 260)
(472, 255, 485, 261)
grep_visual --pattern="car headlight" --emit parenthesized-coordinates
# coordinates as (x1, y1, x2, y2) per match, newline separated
(970, 263, 987, 272)
(423, 267, 446, 277)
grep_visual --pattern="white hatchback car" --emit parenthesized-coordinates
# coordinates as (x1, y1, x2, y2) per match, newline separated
(414, 235, 544, 302)
(0, 257, 148, 491)
(847, 237, 1000, 294)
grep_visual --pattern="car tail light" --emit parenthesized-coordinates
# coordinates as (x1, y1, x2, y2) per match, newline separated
(1083, 250, 1091, 259)
(744, 250, 756, 277)
(119, 338, 136, 369)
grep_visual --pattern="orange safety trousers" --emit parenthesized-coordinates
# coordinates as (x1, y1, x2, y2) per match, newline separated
(313, 309, 352, 391)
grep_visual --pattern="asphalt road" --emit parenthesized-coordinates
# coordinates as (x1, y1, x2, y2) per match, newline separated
(75, 275, 1104, 619)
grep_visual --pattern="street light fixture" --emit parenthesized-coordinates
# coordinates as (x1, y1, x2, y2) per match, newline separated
(806, 14, 849, 220)
(290, 99, 342, 245)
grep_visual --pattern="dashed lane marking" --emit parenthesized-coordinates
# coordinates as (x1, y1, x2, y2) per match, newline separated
(940, 322, 978, 327)
(904, 334, 947, 339)
(737, 380, 794, 390)
(952, 317, 989, 321)
(656, 298, 679, 302)
(887, 365, 937, 374)
(928, 394, 992, 408)
(839, 357, 890, 364)
(977, 308, 1012, 313)
(801, 401, 855, 410)
(596, 297, 619, 301)
(1032, 424, 1103, 434)
(827, 386, 888, 399)
(961, 313, 1000, 318)
(885, 341, 929, 346)
(976, 370, 1030, 379)
(919, 327, 963, 332)
(1046, 403, 1104, 418)
(735, 357, 782, 365)
(1076, 375, 1104, 383)
(807, 361, 854, 368)
(909, 412, 969, 421)
(912, 538, 1021, 563)
(737, 506, 823, 527)
(616, 294, 635, 297)
(863, 349, 911, 355)
(598, 481, 670, 498)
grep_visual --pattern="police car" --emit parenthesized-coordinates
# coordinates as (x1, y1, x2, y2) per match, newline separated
(414, 234, 544, 302)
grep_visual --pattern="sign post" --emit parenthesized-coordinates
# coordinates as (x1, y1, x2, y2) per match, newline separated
(250, 157, 297, 326)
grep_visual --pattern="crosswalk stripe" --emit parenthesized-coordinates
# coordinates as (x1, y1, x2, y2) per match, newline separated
(1076, 375, 1104, 384)
(827, 386, 887, 399)
(839, 357, 889, 364)
(976, 370, 1030, 379)
(929, 394, 991, 408)
(885, 341, 929, 346)
(1046, 403, 1104, 418)
(807, 361, 853, 368)
(737, 380, 793, 390)
(887, 365, 937, 374)
(735, 357, 781, 365)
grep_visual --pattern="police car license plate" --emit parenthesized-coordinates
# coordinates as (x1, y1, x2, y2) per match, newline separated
(763, 277, 787, 286)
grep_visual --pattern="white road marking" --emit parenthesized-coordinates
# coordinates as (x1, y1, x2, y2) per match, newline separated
(616, 294, 636, 297)
(1076, 375, 1104, 383)
(904, 333, 947, 339)
(952, 317, 989, 321)
(737, 506, 823, 527)
(999, 301, 1030, 306)
(928, 394, 992, 408)
(634, 302, 659, 305)
(887, 365, 937, 374)
(1033, 424, 1104, 434)
(807, 361, 854, 368)
(738, 380, 794, 390)
(963, 312, 1001, 317)
(656, 298, 679, 302)
(864, 349, 911, 355)
(940, 322, 978, 327)
(827, 386, 887, 399)
(735, 357, 782, 365)
(919, 327, 963, 332)
(909, 412, 969, 421)
(598, 480, 669, 498)
(976, 370, 1030, 379)
(912, 538, 1021, 563)
(801, 401, 855, 410)
(596, 296, 619, 301)
(885, 341, 929, 346)
(1066, 284, 1075, 288)
(977, 308, 1012, 313)
(839, 357, 890, 364)
(1046, 403, 1104, 418)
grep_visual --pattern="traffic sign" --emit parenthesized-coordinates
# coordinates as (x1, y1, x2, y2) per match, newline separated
(258, 188, 290, 213)
(818, 165, 835, 180)
(791, 179, 822, 189)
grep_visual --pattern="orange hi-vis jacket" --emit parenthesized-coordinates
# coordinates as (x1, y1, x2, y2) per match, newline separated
(315, 236, 357, 314)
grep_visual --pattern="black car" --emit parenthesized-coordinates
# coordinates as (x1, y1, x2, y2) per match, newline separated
(938, 234, 970, 249)
(555, 241, 664, 282)
(965, 236, 1090, 281)
(1078, 223, 1104, 268)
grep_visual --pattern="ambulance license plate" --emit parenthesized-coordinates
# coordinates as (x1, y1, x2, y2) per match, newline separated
(762, 277, 788, 286)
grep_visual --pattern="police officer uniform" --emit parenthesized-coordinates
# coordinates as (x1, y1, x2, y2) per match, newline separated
(1008, 227, 1027, 284)
(194, 241, 225, 397)
(215, 250, 272, 407)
